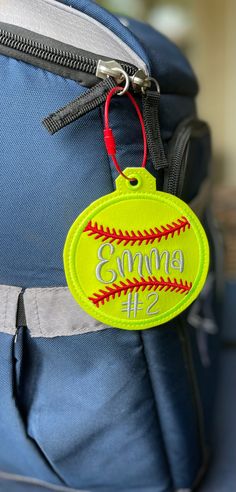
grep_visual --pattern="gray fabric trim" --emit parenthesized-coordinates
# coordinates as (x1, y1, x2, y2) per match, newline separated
(0, 470, 88, 492)
(0, 285, 108, 338)
(0, 0, 147, 72)
(0, 285, 22, 335)
(24, 287, 108, 338)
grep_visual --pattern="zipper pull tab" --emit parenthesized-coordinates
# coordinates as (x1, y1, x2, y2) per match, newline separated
(43, 77, 116, 135)
(142, 82, 168, 171)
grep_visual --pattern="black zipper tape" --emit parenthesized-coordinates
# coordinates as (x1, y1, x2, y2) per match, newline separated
(0, 24, 137, 82)
(0, 26, 95, 73)
(43, 77, 116, 134)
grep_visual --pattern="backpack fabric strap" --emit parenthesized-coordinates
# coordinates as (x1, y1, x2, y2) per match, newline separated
(0, 285, 22, 335)
(24, 287, 107, 338)
(0, 285, 107, 338)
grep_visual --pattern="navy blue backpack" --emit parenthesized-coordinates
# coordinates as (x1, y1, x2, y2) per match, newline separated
(0, 1, 222, 491)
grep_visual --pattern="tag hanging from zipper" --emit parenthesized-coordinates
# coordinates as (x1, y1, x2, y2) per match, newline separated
(43, 67, 167, 171)
(63, 87, 210, 330)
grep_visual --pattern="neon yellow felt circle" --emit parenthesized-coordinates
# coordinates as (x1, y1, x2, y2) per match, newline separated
(63, 168, 209, 330)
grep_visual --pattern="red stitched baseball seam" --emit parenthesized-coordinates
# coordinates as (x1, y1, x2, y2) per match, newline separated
(89, 276, 192, 307)
(83, 216, 190, 246)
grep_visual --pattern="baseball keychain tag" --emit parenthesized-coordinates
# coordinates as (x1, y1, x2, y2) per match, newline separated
(64, 87, 209, 330)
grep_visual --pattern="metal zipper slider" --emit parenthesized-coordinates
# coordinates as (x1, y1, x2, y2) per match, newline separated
(96, 60, 130, 95)
(96, 60, 151, 95)
(131, 69, 152, 93)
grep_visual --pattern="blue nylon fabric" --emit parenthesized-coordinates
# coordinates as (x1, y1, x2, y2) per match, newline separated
(126, 17, 198, 96)
(141, 322, 203, 489)
(159, 95, 196, 140)
(0, 5, 219, 492)
(141, 279, 221, 489)
(0, 333, 63, 485)
(6, 328, 173, 491)
(0, 54, 196, 288)
(0, 55, 113, 287)
(188, 276, 221, 448)
(189, 323, 219, 448)
(221, 280, 236, 343)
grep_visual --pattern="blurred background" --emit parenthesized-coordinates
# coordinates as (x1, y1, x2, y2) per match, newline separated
(97, 0, 236, 282)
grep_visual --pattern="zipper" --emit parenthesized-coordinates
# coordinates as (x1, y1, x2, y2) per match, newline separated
(42, 80, 168, 172)
(0, 27, 150, 92)
(0, 25, 167, 172)
(96, 59, 151, 94)
(166, 118, 210, 196)
(177, 316, 208, 475)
